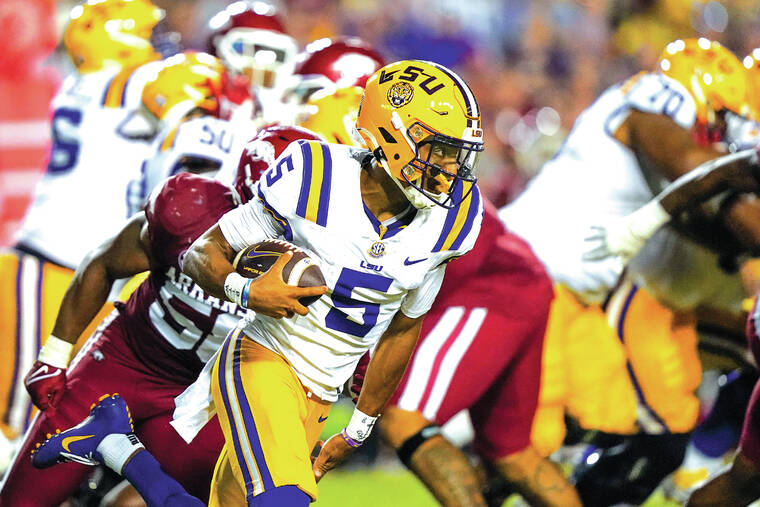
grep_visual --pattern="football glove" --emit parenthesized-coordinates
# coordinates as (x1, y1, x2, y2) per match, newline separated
(24, 336, 73, 411)
(583, 201, 671, 263)
(344, 351, 370, 404)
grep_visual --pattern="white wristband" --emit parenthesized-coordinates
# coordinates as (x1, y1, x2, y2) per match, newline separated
(224, 272, 249, 307)
(345, 408, 378, 443)
(38, 335, 74, 369)
(629, 200, 671, 240)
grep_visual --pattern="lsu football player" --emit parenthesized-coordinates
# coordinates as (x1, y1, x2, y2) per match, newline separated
(205, 0, 299, 124)
(501, 38, 760, 505)
(126, 50, 259, 216)
(0, 126, 323, 505)
(32, 60, 485, 507)
(581, 48, 760, 507)
(0, 0, 164, 458)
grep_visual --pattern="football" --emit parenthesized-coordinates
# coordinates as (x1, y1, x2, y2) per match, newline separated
(232, 239, 326, 306)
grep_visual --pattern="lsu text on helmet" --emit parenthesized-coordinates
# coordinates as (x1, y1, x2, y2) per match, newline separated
(356, 60, 484, 209)
(659, 38, 758, 148)
(299, 86, 364, 147)
(64, 0, 164, 74)
(141, 52, 229, 130)
(234, 126, 322, 203)
(206, 1, 298, 95)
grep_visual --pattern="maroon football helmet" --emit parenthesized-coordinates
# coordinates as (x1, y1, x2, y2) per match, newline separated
(206, 1, 298, 99)
(286, 37, 385, 104)
(234, 125, 322, 202)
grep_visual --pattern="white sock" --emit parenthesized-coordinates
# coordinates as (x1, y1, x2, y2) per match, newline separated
(97, 433, 145, 475)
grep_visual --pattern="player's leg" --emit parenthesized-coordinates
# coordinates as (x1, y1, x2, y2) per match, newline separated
(687, 375, 760, 506)
(381, 305, 531, 506)
(208, 330, 328, 506)
(380, 408, 485, 506)
(134, 409, 224, 502)
(470, 304, 581, 507)
(30, 394, 204, 507)
(0, 312, 136, 505)
(573, 282, 699, 505)
(0, 250, 116, 442)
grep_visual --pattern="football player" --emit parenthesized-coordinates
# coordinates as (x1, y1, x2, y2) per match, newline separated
(280, 36, 385, 125)
(501, 37, 760, 504)
(205, 0, 299, 124)
(0, 0, 164, 458)
(376, 199, 582, 506)
(580, 142, 760, 507)
(126, 50, 259, 216)
(33, 60, 485, 507)
(0, 127, 322, 506)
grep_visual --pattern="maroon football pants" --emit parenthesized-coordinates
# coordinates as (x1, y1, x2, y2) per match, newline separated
(0, 312, 223, 506)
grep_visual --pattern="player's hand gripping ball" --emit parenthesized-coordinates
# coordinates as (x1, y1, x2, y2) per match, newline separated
(233, 239, 326, 306)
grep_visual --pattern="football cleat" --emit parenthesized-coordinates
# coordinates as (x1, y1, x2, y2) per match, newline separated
(31, 394, 134, 469)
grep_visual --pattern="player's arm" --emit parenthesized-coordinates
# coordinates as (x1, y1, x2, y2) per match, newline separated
(585, 139, 760, 261)
(616, 109, 725, 182)
(25, 213, 152, 410)
(313, 310, 424, 481)
(182, 221, 325, 319)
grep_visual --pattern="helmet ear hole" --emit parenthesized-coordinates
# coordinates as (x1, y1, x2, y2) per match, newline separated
(393, 154, 400, 160)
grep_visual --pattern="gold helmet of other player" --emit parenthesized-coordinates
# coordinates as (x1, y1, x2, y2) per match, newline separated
(141, 52, 227, 130)
(64, 0, 164, 74)
(659, 38, 760, 149)
(299, 86, 364, 147)
(356, 60, 484, 209)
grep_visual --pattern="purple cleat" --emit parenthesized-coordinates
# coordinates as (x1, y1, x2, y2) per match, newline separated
(31, 393, 135, 469)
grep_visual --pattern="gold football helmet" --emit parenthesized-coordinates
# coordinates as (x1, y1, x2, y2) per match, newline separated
(63, 0, 163, 74)
(299, 86, 363, 147)
(141, 52, 226, 129)
(659, 38, 757, 147)
(356, 60, 484, 209)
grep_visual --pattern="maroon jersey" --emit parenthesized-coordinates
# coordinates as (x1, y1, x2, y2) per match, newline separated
(390, 199, 552, 459)
(118, 172, 247, 383)
(437, 199, 552, 312)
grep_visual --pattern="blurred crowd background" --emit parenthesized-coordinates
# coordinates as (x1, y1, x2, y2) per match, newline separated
(3, 0, 760, 246)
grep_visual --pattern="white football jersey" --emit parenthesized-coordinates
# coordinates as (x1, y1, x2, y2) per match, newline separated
(16, 62, 163, 268)
(501, 72, 743, 311)
(218, 140, 483, 400)
(127, 115, 256, 216)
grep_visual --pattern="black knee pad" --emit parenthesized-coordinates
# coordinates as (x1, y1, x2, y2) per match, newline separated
(396, 425, 442, 468)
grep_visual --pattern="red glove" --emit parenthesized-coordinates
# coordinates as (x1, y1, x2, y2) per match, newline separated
(24, 335, 73, 411)
(345, 351, 370, 404)
(24, 360, 67, 410)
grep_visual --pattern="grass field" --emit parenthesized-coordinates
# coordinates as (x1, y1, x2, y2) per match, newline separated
(317, 402, 685, 506)
(315, 466, 682, 506)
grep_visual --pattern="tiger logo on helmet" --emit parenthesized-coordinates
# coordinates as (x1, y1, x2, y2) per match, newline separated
(356, 60, 484, 209)
(659, 38, 760, 149)
(63, 0, 164, 74)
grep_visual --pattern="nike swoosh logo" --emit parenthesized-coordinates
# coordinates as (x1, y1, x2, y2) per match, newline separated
(404, 257, 427, 266)
(26, 365, 63, 384)
(431, 108, 449, 116)
(62, 434, 93, 452)
(318, 415, 328, 423)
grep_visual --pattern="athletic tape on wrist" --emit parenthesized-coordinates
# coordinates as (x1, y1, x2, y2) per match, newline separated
(38, 335, 74, 369)
(224, 272, 248, 307)
(345, 408, 378, 443)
